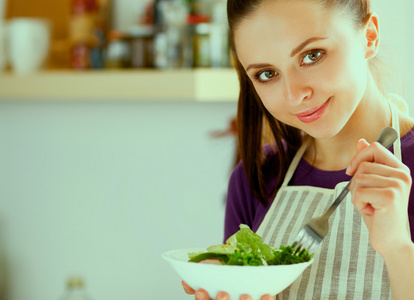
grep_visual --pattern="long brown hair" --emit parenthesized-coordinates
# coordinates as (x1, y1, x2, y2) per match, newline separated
(227, 0, 373, 205)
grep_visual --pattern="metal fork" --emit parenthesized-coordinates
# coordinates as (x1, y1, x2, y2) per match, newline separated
(292, 126, 399, 255)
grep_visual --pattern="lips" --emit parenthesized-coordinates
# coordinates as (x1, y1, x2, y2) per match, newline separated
(295, 97, 331, 123)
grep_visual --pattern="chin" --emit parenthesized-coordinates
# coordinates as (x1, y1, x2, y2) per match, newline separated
(301, 122, 344, 140)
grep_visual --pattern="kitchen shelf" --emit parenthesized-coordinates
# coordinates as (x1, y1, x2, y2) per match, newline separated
(0, 69, 239, 102)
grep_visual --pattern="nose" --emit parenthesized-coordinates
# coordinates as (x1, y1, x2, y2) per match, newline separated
(283, 70, 313, 106)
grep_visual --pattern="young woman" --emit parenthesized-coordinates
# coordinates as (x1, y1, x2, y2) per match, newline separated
(183, 0, 414, 299)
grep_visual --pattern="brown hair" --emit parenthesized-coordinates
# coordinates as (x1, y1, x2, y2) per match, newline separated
(227, 0, 373, 205)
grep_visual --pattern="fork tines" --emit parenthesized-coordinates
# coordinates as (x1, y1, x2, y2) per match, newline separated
(293, 225, 323, 255)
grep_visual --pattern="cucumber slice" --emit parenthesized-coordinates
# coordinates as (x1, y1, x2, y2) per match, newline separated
(188, 252, 229, 264)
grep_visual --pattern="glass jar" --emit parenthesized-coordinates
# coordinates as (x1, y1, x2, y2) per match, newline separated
(105, 31, 131, 68)
(129, 25, 155, 68)
(192, 23, 210, 68)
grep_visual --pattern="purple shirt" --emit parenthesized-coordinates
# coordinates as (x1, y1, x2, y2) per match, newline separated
(224, 127, 414, 242)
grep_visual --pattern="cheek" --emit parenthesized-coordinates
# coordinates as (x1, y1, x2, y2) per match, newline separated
(318, 48, 368, 94)
(254, 86, 286, 119)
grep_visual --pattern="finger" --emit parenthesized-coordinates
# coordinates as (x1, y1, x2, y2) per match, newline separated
(351, 187, 397, 214)
(350, 175, 389, 216)
(195, 289, 210, 300)
(350, 168, 408, 203)
(351, 161, 406, 180)
(346, 141, 399, 175)
(182, 281, 195, 295)
(360, 203, 375, 216)
(345, 138, 370, 175)
(239, 295, 252, 300)
(351, 172, 397, 191)
(356, 138, 370, 153)
(260, 294, 276, 300)
(215, 291, 229, 300)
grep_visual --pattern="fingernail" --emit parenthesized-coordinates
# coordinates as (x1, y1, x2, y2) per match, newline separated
(345, 165, 351, 175)
(195, 291, 205, 300)
(240, 295, 250, 300)
(217, 292, 229, 300)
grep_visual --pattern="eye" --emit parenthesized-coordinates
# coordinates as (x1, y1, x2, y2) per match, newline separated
(255, 70, 278, 83)
(301, 49, 325, 66)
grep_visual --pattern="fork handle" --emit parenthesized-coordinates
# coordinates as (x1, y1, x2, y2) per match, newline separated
(318, 126, 398, 222)
(320, 181, 351, 222)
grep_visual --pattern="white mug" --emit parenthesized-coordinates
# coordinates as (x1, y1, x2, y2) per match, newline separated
(7, 18, 51, 75)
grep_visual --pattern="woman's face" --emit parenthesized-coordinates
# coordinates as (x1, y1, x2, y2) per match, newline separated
(234, 0, 372, 139)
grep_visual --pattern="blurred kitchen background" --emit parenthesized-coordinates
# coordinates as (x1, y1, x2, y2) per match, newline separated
(0, 0, 413, 299)
(2, 0, 232, 70)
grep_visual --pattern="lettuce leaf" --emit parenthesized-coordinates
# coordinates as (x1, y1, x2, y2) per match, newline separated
(188, 224, 312, 266)
(226, 224, 275, 262)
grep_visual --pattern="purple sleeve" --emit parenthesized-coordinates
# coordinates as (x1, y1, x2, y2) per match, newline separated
(409, 191, 414, 243)
(402, 135, 414, 242)
(224, 162, 256, 242)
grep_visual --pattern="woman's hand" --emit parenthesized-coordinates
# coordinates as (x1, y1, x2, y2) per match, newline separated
(182, 281, 276, 300)
(346, 138, 412, 254)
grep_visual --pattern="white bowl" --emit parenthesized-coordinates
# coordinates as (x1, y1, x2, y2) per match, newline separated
(162, 247, 313, 299)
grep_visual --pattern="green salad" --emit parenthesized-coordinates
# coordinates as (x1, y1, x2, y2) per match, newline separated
(188, 224, 313, 266)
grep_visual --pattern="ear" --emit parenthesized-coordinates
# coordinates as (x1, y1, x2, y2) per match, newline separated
(364, 13, 380, 59)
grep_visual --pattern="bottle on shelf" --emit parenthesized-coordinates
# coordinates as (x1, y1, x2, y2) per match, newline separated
(59, 276, 92, 300)
(105, 30, 131, 68)
(129, 2, 156, 68)
(90, 0, 111, 69)
(187, 0, 211, 68)
(153, 0, 189, 68)
(129, 25, 155, 68)
(69, 0, 94, 69)
(69, 0, 111, 69)
(209, 0, 230, 68)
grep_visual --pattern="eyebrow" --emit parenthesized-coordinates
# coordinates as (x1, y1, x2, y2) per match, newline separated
(245, 63, 274, 73)
(290, 37, 327, 57)
(245, 37, 327, 73)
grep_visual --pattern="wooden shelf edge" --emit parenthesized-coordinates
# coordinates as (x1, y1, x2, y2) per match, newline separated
(0, 69, 239, 102)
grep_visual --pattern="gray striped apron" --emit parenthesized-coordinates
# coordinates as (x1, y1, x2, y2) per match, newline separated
(256, 100, 402, 299)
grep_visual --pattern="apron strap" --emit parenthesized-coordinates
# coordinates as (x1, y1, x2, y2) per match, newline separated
(389, 93, 402, 161)
(280, 138, 310, 187)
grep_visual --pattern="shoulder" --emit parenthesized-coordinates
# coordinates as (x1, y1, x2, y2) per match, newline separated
(228, 161, 250, 198)
(224, 161, 254, 241)
(229, 143, 279, 191)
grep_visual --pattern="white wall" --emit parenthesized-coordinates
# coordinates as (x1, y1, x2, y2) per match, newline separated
(368, 1, 414, 113)
(0, 101, 237, 299)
